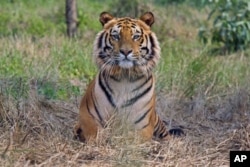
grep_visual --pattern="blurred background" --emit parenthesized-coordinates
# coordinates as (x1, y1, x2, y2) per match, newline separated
(0, 0, 249, 100)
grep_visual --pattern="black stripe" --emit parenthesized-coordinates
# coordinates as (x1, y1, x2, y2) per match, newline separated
(149, 34, 156, 58)
(153, 120, 160, 136)
(98, 74, 116, 108)
(153, 120, 168, 139)
(145, 34, 149, 46)
(134, 107, 152, 124)
(139, 29, 144, 44)
(104, 33, 109, 45)
(159, 131, 168, 139)
(110, 75, 121, 82)
(122, 82, 152, 107)
(141, 47, 149, 54)
(132, 75, 152, 92)
(156, 125, 165, 138)
(158, 127, 168, 139)
(98, 32, 105, 48)
(158, 125, 165, 133)
(129, 74, 144, 82)
(91, 90, 104, 127)
(141, 123, 150, 129)
(149, 34, 155, 48)
(103, 31, 112, 47)
(108, 37, 112, 47)
(141, 28, 144, 35)
(86, 98, 95, 119)
(104, 46, 111, 52)
(150, 49, 155, 59)
(98, 51, 106, 59)
(140, 37, 144, 44)
(141, 34, 148, 55)
(144, 53, 154, 61)
(104, 73, 113, 94)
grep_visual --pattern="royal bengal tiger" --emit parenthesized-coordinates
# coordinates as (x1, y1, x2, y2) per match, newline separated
(74, 11, 183, 142)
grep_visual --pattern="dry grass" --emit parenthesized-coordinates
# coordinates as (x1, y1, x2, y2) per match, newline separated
(1, 81, 249, 166)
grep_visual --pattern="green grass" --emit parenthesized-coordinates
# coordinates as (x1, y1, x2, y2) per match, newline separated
(0, 35, 96, 99)
(156, 38, 250, 97)
(1, 0, 249, 100)
(0, 0, 109, 99)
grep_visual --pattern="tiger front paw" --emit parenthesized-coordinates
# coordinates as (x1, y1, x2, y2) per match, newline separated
(73, 124, 86, 142)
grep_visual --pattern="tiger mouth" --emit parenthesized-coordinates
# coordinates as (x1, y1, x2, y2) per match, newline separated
(118, 59, 134, 69)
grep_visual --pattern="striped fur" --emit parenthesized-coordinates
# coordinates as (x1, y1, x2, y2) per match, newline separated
(74, 12, 181, 142)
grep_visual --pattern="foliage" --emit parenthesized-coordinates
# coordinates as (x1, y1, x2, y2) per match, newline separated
(199, 0, 250, 52)
(153, 0, 211, 8)
(0, 0, 65, 37)
(109, 0, 141, 17)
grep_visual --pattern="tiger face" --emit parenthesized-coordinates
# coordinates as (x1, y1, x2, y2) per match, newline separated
(94, 12, 160, 77)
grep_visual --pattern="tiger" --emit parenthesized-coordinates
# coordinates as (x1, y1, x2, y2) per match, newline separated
(74, 11, 184, 142)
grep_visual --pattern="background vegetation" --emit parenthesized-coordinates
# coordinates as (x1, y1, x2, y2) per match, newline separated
(0, 0, 249, 166)
(199, 0, 250, 53)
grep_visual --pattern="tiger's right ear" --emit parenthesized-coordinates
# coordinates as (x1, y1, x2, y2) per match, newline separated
(99, 12, 114, 26)
(140, 12, 154, 27)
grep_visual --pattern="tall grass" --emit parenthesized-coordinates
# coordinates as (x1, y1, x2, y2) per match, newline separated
(1, 1, 249, 99)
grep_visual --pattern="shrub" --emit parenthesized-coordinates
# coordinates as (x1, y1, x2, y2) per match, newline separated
(199, 0, 250, 53)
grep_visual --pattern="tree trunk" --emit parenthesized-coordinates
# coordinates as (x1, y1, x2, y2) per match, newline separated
(65, 0, 78, 37)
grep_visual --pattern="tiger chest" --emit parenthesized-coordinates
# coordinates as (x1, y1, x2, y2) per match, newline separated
(95, 75, 154, 114)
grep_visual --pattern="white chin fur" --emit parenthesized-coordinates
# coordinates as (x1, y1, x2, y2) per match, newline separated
(119, 61, 134, 69)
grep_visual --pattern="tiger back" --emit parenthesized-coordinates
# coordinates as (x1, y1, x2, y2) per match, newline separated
(74, 12, 183, 142)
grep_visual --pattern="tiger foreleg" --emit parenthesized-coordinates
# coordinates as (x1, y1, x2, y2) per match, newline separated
(136, 107, 158, 141)
(74, 108, 98, 142)
(139, 120, 155, 141)
(74, 81, 99, 142)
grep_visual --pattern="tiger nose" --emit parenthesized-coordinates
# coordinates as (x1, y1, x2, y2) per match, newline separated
(120, 49, 132, 57)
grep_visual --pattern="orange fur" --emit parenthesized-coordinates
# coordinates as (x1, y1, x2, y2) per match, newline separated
(74, 12, 183, 142)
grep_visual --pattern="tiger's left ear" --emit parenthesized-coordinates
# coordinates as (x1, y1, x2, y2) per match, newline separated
(99, 12, 114, 26)
(140, 12, 154, 27)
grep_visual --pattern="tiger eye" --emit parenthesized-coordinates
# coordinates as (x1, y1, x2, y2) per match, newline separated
(111, 34, 120, 40)
(133, 34, 141, 40)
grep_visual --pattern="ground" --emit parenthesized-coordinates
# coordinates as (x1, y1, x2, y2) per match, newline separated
(1, 88, 249, 166)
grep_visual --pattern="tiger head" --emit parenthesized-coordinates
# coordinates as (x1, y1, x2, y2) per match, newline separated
(94, 12, 160, 77)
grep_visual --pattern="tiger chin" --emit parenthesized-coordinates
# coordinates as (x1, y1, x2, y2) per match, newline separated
(74, 11, 184, 143)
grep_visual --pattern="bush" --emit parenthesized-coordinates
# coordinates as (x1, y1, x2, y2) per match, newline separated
(199, 0, 250, 53)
